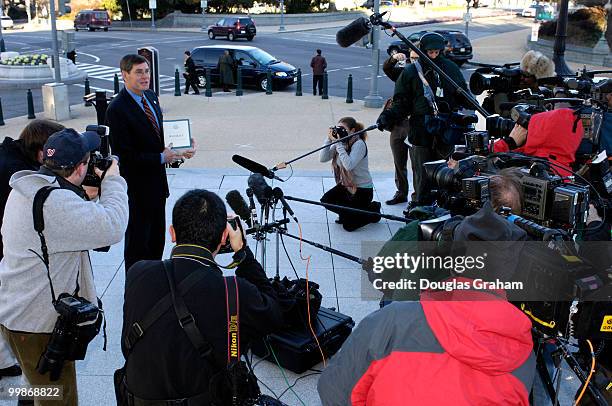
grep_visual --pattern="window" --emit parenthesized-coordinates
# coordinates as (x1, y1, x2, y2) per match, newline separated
(224, 18, 236, 26)
(235, 51, 255, 67)
(238, 18, 252, 26)
(203, 49, 224, 65)
(216, 18, 225, 26)
(94, 12, 108, 19)
(248, 49, 277, 65)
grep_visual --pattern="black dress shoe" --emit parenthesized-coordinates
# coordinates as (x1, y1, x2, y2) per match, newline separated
(403, 200, 419, 216)
(385, 194, 408, 205)
(0, 364, 22, 377)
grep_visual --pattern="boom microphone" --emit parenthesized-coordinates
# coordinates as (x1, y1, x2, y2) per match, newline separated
(232, 155, 277, 180)
(336, 17, 371, 48)
(225, 190, 253, 227)
(247, 174, 273, 205)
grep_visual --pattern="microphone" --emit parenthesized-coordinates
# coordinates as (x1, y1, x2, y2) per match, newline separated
(247, 174, 273, 205)
(246, 187, 258, 226)
(232, 155, 277, 180)
(336, 17, 372, 48)
(273, 187, 298, 222)
(225, 190, 252, 227)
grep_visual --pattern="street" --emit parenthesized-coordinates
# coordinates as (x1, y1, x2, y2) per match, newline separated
(0, 16, 531, 120)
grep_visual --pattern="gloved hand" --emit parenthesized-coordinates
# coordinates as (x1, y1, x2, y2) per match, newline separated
(377, 112, 391, 132)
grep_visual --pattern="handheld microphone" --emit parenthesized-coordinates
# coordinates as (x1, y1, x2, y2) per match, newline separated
(225, 190, 253, 227)
(232, 155, 278, 180)
(336, 17, 372, 48)
(273, 187, 298, 222)
(247, 174, 273, 205)
(246, 187, 258, 226)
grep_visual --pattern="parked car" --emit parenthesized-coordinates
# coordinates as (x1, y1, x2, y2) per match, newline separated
(1, 15, 14, 29)
(386, 30, 473, 67)
(74, 9, 111, 31)
(190, 45, 297, 91)
(521, 4, 554, 20)
(207, 17, 256, 41)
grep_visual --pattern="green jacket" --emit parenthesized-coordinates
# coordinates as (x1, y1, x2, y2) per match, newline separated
(383, 56, 468, 147)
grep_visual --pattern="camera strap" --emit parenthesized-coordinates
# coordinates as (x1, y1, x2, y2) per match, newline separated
(414, 60, 440, 115)
(32, 186, 60, 303)
(161, 260, 213, 359)
(224, 276, 240, 366)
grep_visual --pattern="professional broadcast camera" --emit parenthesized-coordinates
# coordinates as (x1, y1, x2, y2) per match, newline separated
(82, 125, 113, 188)
(484, 103, 541, 139)
(469, 66, 524, 96)
(38, 293, 102, 381)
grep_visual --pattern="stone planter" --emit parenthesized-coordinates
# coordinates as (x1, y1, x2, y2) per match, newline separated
(0, 63, 52, 80)
(0, 56, 88, 90)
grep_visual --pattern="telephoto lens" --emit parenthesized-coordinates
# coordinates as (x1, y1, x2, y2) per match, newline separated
(37, 317, 73, 381)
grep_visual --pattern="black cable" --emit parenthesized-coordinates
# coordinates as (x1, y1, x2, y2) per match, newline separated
(280, 233, 300, 279)
(277, 372, 322, 401)
(246, 349, 282, 400)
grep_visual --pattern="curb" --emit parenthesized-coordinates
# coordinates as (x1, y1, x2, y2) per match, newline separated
(0, 71, 87, 90)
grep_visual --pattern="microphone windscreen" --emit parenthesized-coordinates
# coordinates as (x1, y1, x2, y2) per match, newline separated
(247, 174, 272, 205)
(225, 190, 252, 227)
(232, 155, 270, 177)
(336, 17, 371, 48)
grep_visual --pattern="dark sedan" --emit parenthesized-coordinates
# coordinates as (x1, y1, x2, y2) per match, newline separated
(387, 30, 473, 67)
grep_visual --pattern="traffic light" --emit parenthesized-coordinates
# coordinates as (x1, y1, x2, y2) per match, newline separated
(58, 0, 71, 16)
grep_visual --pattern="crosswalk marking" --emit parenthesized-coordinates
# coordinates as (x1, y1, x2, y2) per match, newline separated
(76, 62, 174, 83)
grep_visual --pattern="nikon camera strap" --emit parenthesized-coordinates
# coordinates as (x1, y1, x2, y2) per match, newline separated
(224, 276, 240, 366)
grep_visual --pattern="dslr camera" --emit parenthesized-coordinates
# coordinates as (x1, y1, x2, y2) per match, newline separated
(329, 125, 349, 140)
(83, 125, 114, 188)
(218, 217, 245, 254)
(37, 293, 102, 381)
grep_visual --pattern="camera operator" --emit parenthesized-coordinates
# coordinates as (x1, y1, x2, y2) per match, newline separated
(319, 172, 536, 405)
(382, 47, 420, 206)
(0, 128, 128, 405)
(320, 117, 381, 231)
(519, 50, 555, 93)
(118, 189, 283, 405)
(377, 32, 469, 210)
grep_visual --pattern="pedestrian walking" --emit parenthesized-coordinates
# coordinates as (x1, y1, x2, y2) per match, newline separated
(183, 51, 200, 95)
(218, 50, 235, 92)
(310, 49, 327, 96)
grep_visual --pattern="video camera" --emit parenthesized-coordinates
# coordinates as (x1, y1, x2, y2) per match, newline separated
(82, 125, 113, 188)
(485, 103, 541, 139)
(469, 66, 524, 96)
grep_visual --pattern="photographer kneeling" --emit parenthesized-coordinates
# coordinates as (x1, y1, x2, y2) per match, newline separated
(320, 117, 381, 231)
(118, 189, 283, 405)
(0, 128, 128, 405)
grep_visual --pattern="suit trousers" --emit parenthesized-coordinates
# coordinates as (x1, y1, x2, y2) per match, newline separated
(184, 75, 200, 94)
(124, 195, 166, 272)
(313, 75, 323, 95)
(390, 119, 410, 198)
(1, 325, 77, 406)
(409, 140, 453, 205)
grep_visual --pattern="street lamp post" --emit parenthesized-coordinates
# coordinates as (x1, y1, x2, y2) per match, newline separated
(279, 0, 286, 31)
(364, 0, 383, 108)
(552, 0, 572, 75)
(0, 1, 6, 53)
(149, 0, 156, 30)
(201, 0, 207, 31)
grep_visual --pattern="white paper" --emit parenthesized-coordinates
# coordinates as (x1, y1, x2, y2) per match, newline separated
(163, 119, 192, 149)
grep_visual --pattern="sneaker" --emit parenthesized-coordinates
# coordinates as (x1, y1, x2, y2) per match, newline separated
(403, 201, 419, 217)
(0, 364, 22, 378)
(385, 193, 408, 205)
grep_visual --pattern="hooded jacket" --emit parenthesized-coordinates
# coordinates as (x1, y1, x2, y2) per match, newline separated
(318, 205, 534, 405)
(0, 169, 128, 333)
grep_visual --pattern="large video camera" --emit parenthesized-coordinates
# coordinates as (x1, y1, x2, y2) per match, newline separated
(484, 103, 541, 139)
(469, 66, 524, 96)
(37, 293, 102, 381)
(83, 125, 113, 188)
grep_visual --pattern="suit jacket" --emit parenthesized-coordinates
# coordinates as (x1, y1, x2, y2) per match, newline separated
(105, 88, 169, 200)
(184, 56, 197, 76)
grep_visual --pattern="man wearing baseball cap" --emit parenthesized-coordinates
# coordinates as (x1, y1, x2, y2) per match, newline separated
(0, 128, 129, 405)
(377, 32, 469, 212)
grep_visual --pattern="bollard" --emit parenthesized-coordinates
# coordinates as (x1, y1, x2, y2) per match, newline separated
(174, 69, 181, 96)
(266, 69, 272, 95)
(0, 98, 4, 126)
(27, 89, 36, 119)
(346, 74, 354, 104)
(236, 67, 243, 96)
(296, 68, 302, 96)
(322, 72, 329, 100)
(205, 69, 212, 97)
(113, 74, 120, 94)
(84, 78, 92, 106)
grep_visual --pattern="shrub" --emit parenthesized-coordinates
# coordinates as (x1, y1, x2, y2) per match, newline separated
(0, 54, 49, 66)
(538, 6, 606, 48)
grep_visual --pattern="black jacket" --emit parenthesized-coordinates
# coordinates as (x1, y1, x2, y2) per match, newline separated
(105, 88, 169, 200)
(121, 245, 283, 402)
(185, 56, 197, 76)
(0, 137, 40, 259)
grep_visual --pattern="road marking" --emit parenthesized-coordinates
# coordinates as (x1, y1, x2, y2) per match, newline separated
(76, 62, 174, 83)
(73, 83, 114, 93)
(76, 51, 100, 62)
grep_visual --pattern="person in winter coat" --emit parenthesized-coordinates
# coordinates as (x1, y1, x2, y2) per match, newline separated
(218, 50, 235, 92)
(318, 196, 535, 406)
(310, 49, 327, 96)
(183, 50, 200, 95)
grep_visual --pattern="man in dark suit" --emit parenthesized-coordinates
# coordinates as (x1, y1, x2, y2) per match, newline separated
(183, 50, 200, 95)
(105, 54, 196, 272)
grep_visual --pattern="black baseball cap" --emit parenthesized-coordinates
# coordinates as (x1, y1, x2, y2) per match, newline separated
(43, 128, 100, 167)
